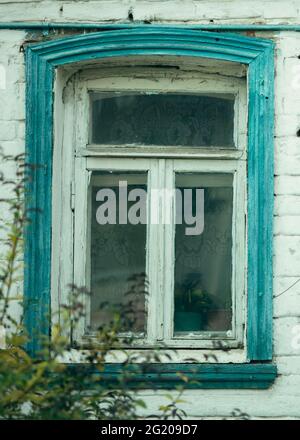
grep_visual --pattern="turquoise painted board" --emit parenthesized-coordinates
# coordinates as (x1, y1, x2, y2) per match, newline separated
(0, 21, 300, 31)
(66, 363, 277, 390)
(24, 28, 275, 383)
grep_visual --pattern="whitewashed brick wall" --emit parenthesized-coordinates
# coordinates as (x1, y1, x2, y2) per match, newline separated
(1, 0, 300, 419)
(0, 1, 299, 24)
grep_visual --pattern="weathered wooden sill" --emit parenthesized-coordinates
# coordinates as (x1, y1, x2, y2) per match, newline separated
(66, 363, 277, 390)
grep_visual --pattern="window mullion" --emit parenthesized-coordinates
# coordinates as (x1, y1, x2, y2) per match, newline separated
(148, 158, 171, 342)
(162, 159, 175, 342)
(145, 158, 156, 342)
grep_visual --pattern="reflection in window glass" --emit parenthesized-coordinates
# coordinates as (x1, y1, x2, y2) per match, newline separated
(89, 172, 147, 334)
(174, 173, 233, 335)
(91, 92, 235, 148)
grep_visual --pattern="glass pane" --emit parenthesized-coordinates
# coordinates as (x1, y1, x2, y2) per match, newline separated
(91, 92, 235, 148)
(174, 173, 233, 335)
(89, 171, 147, 334)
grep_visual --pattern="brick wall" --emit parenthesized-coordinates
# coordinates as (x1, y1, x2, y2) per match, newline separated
(0, 1, 299, 24)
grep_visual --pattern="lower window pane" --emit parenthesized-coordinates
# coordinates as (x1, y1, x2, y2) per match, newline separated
(174, 173, 233, 335)
(89, 171, 147, 334)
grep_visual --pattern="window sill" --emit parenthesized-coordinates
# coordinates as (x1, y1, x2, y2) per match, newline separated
(67, 363, 277, 390)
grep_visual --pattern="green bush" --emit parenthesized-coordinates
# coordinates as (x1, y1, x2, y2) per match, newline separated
(0, 152, 188, 420)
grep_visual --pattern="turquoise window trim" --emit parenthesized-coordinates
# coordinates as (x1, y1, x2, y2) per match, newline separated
(67, 364, 277, 390)
(1, 21, 300, 31)
(24, 27, 275, 387)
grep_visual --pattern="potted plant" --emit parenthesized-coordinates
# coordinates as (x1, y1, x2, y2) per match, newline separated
(174, 273, 215, 332)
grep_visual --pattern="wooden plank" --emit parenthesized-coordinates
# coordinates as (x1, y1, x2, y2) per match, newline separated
(65, 363, 277, 389)
(247, 45, 274, 361)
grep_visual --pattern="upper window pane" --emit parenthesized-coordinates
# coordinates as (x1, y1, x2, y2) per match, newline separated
(91, 92, 235, 148)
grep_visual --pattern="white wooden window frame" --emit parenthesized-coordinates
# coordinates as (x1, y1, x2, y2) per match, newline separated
(52, 65, 247, 358)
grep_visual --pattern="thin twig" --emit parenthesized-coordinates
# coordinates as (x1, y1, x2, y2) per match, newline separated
(274, 278, 300, 298)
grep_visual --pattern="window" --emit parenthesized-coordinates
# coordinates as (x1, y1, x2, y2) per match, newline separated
(53, 65, 247, 357)
(26, 29, 276, 387)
